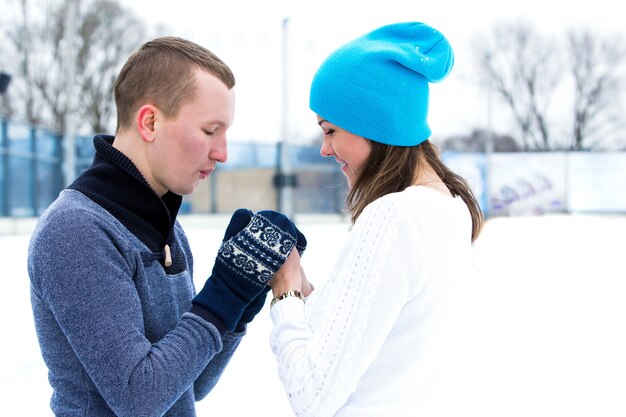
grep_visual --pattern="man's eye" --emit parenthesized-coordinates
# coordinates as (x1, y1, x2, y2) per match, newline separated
(323, 129, 335, 136)
(203, 129, 216, 136)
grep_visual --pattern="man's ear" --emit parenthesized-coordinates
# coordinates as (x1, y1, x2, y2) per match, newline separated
(136, 105, 158, 142)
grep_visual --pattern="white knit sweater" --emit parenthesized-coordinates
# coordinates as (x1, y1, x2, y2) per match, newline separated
(270, 186, 473, 416)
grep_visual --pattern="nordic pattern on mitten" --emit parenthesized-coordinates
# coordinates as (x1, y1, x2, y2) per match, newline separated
(217, 211, 297, 288)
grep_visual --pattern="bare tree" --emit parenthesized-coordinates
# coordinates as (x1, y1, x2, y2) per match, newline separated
(1, 0, 42, 124)
(76, 0, 146, 133)
(568, 29, 626, 150)
(2, 0, 147, 135)
(473, 20, 626, 151)
(473, 20, 562, 151)
(439, 129, 522, 153)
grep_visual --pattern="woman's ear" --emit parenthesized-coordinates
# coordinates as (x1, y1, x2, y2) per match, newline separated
(136, 105, 158, 142)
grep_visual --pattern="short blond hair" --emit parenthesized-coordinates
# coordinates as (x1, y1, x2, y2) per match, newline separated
(114, 36, 235, 132)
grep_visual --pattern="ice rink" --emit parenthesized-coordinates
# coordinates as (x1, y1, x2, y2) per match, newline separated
(1, 213, 625, 416)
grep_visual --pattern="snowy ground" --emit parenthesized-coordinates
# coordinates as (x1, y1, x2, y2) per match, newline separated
(1, 214, 625, 416)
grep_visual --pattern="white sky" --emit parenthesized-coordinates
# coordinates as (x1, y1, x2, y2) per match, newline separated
(125, 0, 622, 144)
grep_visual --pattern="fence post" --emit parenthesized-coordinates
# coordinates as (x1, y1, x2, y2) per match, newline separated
(62, 0, 78, 187)
(276, 18, 295, 217)
(1, 118, 8, 216)
(30, 126, 38, 216)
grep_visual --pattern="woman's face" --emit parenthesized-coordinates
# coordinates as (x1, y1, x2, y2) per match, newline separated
(317, 116, 371, 188)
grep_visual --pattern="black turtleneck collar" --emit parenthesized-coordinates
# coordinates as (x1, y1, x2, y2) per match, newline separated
(68, 135, 186, 273)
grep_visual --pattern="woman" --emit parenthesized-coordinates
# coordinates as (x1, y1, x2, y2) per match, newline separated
(268, 22, 483, 416)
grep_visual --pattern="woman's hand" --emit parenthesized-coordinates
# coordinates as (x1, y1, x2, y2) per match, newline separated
(300, 266, 314, 297)
(269, 249, 303, 297)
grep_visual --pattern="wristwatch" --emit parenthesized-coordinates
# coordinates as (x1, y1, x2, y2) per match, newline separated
(270, 290, 303, 308)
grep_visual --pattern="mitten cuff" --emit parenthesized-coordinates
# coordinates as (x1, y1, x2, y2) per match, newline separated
(189, 304, 229, 335)
(193, 277, 248, 332)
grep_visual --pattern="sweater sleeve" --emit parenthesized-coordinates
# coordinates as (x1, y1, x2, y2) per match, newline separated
(28, 208, 227, 417)
(269, 197, 416, 417)
(193, 330, 242, 400)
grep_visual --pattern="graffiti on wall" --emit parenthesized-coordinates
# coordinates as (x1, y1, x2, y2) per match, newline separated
(488, 153, 566, 216)
(490, 172, 564, 216)
(442, 152, 568, 217)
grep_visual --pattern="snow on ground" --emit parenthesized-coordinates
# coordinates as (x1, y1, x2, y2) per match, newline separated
(1, 214, 625, 416)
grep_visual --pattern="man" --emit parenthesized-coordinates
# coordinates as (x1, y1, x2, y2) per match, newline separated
(28, 36, 299, 416)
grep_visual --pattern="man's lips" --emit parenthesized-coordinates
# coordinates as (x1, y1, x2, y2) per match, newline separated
(199, 168, 214, 178)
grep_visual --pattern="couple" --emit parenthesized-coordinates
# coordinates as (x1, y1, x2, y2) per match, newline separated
(27, 21, 482, 417)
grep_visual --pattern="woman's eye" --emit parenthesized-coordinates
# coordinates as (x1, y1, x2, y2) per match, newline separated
(323, 129, 335, 136)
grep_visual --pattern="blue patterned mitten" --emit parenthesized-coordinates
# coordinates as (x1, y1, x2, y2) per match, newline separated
(193, 210, 297, 332)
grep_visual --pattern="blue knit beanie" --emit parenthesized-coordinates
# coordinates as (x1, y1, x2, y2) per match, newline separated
(309, 22, 454, 146)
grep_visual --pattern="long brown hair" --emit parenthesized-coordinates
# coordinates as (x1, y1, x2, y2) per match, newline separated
(346, 140, 483, 242)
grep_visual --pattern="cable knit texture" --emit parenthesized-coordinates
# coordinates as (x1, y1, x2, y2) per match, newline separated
(270, 186, 473, 416)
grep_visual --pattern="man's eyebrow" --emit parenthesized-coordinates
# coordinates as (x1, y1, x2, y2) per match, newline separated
(205, 120, 227, 127)
(317, 119, 327, 126)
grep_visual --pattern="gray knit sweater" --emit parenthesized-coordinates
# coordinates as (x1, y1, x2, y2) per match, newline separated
(27, 136, 243, 416)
